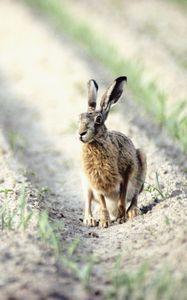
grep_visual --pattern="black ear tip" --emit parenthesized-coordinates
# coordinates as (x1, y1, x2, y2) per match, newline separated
(88, 79, 98, 90)
(115, 76, 127, 83)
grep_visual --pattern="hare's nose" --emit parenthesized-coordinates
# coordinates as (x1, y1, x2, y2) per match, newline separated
(80, 131, 87, 137)
(79, 131, 87, 141)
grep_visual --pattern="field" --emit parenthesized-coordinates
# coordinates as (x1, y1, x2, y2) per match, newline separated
(0, 1, 187, 299)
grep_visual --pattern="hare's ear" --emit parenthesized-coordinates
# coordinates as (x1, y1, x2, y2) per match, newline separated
(87, 79, 98, 112)
(100, 76, 127, 117)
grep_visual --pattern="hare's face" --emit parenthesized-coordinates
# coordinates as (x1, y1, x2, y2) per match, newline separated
(78, 111, 104, 143)
(78, 76, 127, 143)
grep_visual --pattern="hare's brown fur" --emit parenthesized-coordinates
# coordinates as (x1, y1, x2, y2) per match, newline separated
(78, 77, 147, 227)
(82, 131, 137, 196)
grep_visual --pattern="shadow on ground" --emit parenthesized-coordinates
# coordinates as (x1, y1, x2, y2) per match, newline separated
(0, 72, 84, 235)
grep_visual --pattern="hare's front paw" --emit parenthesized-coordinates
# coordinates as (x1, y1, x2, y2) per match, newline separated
(99, 209, 110, 228)
(83, 215, 97, 227)
(117, 204, 127, 224)
(127, 205, 141, 219)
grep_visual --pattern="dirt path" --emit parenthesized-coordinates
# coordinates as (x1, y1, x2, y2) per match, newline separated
(0, 1, 187, 299)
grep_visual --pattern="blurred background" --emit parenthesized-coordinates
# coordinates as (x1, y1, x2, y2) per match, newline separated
(0, 0, 187, 152)
(27, 0, 187, 152)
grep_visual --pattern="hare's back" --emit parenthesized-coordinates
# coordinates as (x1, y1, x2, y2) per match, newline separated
(108, 130, 138, 174)
(109, 131, 136, 154)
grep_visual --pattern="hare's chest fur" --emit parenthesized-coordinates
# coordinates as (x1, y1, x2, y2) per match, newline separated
(82, 142, 122, 197)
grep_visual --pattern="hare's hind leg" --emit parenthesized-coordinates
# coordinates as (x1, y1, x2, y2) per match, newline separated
(127, 149, 146, 220)
(117, 179, 129, 224)
(98, 194, 110, 228)
(83, 189, 97, 227)
(127, 195, 141, 219)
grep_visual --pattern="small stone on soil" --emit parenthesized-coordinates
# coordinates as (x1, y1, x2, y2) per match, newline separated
(84, 232, 99, 238)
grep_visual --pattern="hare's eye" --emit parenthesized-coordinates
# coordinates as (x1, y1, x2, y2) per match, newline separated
(95, 115, 102, 124)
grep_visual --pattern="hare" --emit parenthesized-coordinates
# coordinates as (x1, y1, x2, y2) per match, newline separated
(78, 76, 147, 228)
